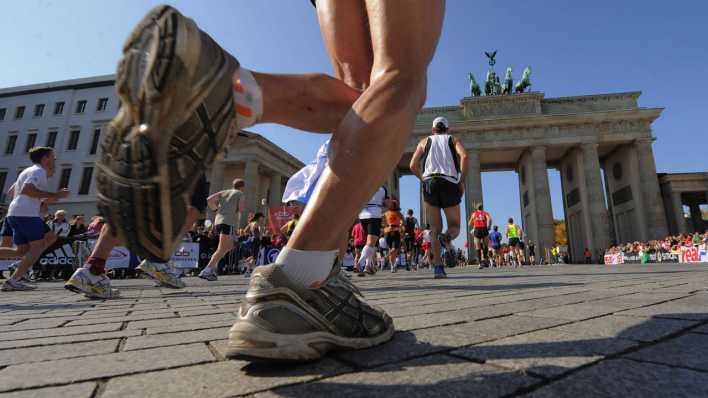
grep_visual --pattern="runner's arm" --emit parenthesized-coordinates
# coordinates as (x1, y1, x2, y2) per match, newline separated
(454, 138, 468, 180)
(487, 213, 492, 229)
(20, 183, 68, 200)
(207, 191, 223, 209)
(409, 139, 427, 180)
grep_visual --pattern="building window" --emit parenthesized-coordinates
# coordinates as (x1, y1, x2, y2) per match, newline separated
(89, 128, 101, 155)
(5, 136, 17, 155)
(46, 131, 58, 148)
(67, 130, 80, 151)
(96, 98, 109, 112)
(25, 133, 37, 153)
(54, 102, 65, 115)
(33, 104, 45, 118)
(0, 172, 7, 202)
(58, 168, 72, 190)
(612, 163, 623, 181)
(0, 108, 5, 121)
(15, 106, 25, 120)
(79, 167, 93, 195)
(75, 100, 87, 114)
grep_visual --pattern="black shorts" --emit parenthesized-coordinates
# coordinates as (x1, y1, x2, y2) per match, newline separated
(404, 234, 414, 251)
(360, 218, 381, 237)
(0, 219, 12, 237)
(422, 177, 462, 209)
(385, 231, 401, 250)
(190, 174, 208, 212)
(473, 227, 489, 239)
(529, 247, 536, 256)
(215, 224, 232, 235)
(509, 237, 520, 247)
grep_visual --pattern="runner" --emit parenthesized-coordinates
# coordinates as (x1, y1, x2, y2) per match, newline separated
(506, 218, 523, 267)
(527, 240, 536, 265)
(410, 116, 467, 279)
(403, 209, 419, 268)
(383, 199, 403, 273)
(198, 179, 245, 281)
(100, 1, 443, 361)
(1, 147, 68, 291)
(488, 225, 502, 268)
(421, 224, 433, 269)
(468, 203, 492, 268)
(357, 186, 388, 275)
(64, 174, 209, 298)
(351, 221, 366, 273)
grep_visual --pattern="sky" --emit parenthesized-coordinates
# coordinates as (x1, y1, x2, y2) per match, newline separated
(1, 1, 707, 249)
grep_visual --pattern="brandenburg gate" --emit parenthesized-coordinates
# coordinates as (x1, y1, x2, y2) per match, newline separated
(394, 91, 669, 262)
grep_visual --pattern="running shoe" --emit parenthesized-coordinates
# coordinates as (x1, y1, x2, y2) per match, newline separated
(198, 266, 218, 281)
(226, 262, 394, 362)
(65, 268, 121, 299)
(433, 265, 447, 279)
(1, 278, 37, 291)
(96, 5, 239, 262)
(137, 260, 186, 289)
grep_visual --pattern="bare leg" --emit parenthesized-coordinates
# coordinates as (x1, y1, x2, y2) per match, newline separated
(442, 205, 461, 240)
(10, 241, 44, 280)
(287, 0, 444, 252)
(426, 204, 443, 266)
(91, 225, 122, 260)
(206, 233, 234, 269)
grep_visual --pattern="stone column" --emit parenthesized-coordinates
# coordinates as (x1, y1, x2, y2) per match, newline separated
(634, 139, 669, 239)
(464, 149, 482, 262)
(208, 161, 225, 194)
(243, 160, 260, 226)
(671, 191, 688, 234)
(627, 144, 648, 242)
(530, 146, 555, 261)
(268, 173, 282, 208)
(581, 143, 610, 254)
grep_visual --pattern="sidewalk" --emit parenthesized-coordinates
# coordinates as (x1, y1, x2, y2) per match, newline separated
(1, 263, 707, 397)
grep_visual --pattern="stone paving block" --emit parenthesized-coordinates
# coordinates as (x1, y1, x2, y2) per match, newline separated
(256, 354, 541, 398)
(0, 322, 122, 341)
(528, 359, 708, 398)
(551, 315, 697, 343)
(0, 382, 96, 398)
(615, 298, 708, 320)
(519, 303, 631, 321)
(125, 313, 237, 330)
(0, 339, 120, 366)
(0, 330, 142, 350)
(335, 322, 491, 368)
(123, 327, 229, 351)
(0, 318, 69, 332)
(693, 323, 708, 334)
(101, 357, 350, 398)
(625, 333, 708, 371)
(65, 312, 178, 327)
(146, 319, 236, 335)
(0, 343, 215, 392)
(451, 329, 638, 378)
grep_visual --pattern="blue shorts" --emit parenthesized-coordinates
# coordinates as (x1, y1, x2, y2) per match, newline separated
(6, 216, 46, 245)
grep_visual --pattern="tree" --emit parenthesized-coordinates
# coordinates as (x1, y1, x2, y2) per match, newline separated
(554, 219, 567, 245)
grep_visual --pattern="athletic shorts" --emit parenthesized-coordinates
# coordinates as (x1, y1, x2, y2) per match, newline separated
(360, 218, 381, 237)
(6, 216, 46, 245)
(0, 219, 13, 237)
(491, 244, 501, 251)
(385, 231, 401, 250)
(354, 243, 365, 251)
(422, 177, 462, 209)
(473, 227, 489, 239)
(404, 234, 414, 252)
(190, 174, 208, 213)
(529, 247, 535, 256)
(422, 241, 431, 251)
(509, 237, 520, 247)
(215, 224, 232, 236)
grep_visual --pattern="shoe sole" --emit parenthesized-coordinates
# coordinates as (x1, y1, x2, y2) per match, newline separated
(97, 5, 237, 261)
(225, 312, 395, 362)
(65, 279, 119, 299)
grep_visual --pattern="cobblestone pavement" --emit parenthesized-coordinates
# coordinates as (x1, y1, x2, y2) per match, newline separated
(1, 263, 707, 397)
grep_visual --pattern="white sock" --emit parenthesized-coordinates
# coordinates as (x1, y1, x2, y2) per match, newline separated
(276, 247, 337, 289)
(232, 67, 263, 129)
(358, 245, 376, 268)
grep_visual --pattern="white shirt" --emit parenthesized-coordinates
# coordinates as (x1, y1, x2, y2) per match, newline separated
(423, 230, 432, 243)
(422, 134, 461, 184)
(358, 186, 387, 220)
(378, 236, 388, 249)
(49, 220, 70, 237)
(342, 252, 355, 267)
(8, 165, 48, 217)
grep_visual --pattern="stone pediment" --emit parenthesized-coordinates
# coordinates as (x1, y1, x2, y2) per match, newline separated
(461, 92, 543, 119)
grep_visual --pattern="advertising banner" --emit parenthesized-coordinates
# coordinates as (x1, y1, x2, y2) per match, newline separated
(267, 206, 302, 236)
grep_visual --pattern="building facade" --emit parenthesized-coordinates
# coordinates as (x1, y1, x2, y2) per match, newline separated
(0, 75, 303, 222)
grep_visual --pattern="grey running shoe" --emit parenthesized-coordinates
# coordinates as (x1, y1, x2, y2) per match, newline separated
(96, 5, 239, 261)
(65, 268, 121, 299)
(226, 263, 394, 362)
(198, 266, 218, 282)
(1, 278, 37, 291)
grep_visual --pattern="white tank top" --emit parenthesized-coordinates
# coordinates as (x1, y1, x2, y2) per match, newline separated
(358, 186, 387, 220)
(422, 134, 460, 184)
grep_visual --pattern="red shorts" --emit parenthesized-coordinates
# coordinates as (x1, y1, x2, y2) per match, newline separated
(422, 241, 431, 251)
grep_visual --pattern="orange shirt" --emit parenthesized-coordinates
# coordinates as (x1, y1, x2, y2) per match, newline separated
(384, 210, 403, 233)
